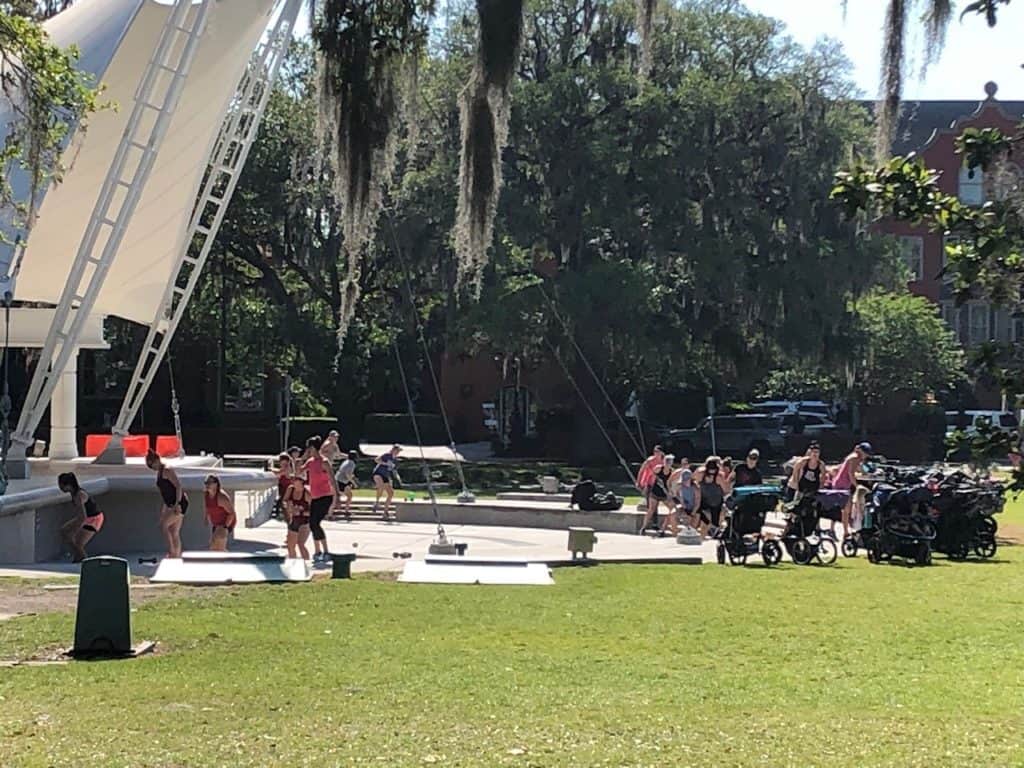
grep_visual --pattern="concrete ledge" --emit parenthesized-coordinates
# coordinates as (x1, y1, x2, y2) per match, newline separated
(496, 492, 573, 503)
(395, 499, 643, 534)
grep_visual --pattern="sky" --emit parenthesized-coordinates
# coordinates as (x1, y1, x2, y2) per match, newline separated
(741, 0, 1024, 101)
(294, 1, 1024, 101)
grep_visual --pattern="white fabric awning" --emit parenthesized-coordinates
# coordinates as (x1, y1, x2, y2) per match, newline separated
(14, 0, 275, 324)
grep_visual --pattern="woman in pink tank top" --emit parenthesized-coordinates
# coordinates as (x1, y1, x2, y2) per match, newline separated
(830, 442, 873, 537)
(303, 436, 338, 565)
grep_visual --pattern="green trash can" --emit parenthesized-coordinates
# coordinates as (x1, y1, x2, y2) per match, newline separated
(72, 556, 132, 657)
(330, 552, 357, 579)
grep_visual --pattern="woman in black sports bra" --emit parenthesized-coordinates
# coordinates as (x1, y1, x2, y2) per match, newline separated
(282, 474, 312, 561)
(57, 472, 104, 563)
(146, 450, 188, 558)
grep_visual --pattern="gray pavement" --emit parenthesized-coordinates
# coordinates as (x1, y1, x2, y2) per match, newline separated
(0, 517, 721, 579)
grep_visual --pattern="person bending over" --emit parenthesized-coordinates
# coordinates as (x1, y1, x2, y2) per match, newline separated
(57, 472, 104, 563)
(203, 474, 236, 551)
(146, 450, 188, 559)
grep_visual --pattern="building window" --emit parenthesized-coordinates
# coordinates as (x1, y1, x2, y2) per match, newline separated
(898, 235, 924, 281)
(959, 165, 984, 206)
(968, 302, 991, 346)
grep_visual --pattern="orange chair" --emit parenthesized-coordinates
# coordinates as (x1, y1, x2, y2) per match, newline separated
(155, 435, 182, 458)
(84, 434, 112, 457)
(123, 435, 150, 457)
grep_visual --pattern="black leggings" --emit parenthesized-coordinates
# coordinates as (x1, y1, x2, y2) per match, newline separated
(310, 496, 332, 542)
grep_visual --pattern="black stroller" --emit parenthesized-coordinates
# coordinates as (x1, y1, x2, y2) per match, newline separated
(715, 486, 784, 566)
(928, 473, 1003, 560)
(781, 492, 839, 565)
(860, 484, 936, 566)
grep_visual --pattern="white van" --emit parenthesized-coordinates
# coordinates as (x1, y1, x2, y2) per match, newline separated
(945, 410, 1019, 438)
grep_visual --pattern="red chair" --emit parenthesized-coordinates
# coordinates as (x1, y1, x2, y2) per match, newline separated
(84, 434, 112, 457)
(155, 435, 182, 458)
(123, 435, 150, 457)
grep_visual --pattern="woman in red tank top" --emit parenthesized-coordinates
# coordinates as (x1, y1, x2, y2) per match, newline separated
(203, 475, 236, 551)
(282, 475, 312, 560)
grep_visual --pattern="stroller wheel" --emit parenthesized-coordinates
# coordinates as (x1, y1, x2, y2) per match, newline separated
(979, 516, 998, 536)
(914, 542, 931, 567)
(974, 536, 997, 559)
(791, 539, 813, 566)
(716, 544, 726, 565)
(841, 537, 858, 558)
(816, 538, 838, 565)
(728, 549, 747, 566)
(761, 540, 783, 566)
(948, 543, 969, 562)
(866, 539, 882, 564)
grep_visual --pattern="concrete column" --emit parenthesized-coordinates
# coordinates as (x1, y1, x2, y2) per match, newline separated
(49, 348, 79, 460)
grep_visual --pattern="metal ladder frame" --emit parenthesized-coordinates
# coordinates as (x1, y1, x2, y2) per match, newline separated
(94, 0, 302, 464)
(7, 0, 212, 477)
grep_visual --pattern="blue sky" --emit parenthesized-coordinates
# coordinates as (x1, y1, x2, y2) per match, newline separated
(296, 1, 1024, 101)
(741, 0, 1024, 100)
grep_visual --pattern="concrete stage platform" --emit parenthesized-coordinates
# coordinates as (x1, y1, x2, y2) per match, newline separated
(389, 498, 643, 534)
(0, 456, 277, 564)
(0, 518, 718, 580)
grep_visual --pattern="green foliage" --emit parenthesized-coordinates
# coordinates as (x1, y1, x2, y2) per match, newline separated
(0, 10, 100, 237)
(757, 366, 840, 401)
(849, 289, 967, 403)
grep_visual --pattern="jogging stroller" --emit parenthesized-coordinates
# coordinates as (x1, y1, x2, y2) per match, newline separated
(860, 484, 936, 566)
(570, 480, 623, 511)
(928, 474, 1003, 560)
(715, 485, 783, 566)
(781, 492, 839, 565)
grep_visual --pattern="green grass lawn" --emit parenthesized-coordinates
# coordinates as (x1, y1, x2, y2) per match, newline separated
(3, 535, 1024, 768)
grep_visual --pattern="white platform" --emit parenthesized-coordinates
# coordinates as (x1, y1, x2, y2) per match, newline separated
(399, 557, 554, 586)
(151, 552, 311, 584)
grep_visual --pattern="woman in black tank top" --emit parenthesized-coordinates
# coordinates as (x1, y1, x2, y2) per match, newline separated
(57, 472, 103, 563)
(147, 450, 186, 558)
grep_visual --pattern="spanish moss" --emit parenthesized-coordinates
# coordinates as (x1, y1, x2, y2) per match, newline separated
(876, 0, 906, 161)
(453, 0, 524, 294)
(313, 0, 432, 346)
(922, 0, 951, 72)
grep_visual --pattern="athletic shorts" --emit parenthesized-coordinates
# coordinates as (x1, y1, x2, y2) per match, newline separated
(373, 473, 392, 485)
(288, 515, 310, 533)
(650, 485, 667, 500)
(338, 481, 355, 491)
(82, 512, 104, 533)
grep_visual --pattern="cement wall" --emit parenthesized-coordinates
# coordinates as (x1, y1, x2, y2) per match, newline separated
(394, 501, 644, 534)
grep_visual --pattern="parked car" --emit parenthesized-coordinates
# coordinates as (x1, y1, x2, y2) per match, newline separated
(665, 414, 788, 458)
(945, 410, 1019, 439)
(781, 412, 839, 437)
(753, 400, 835, 419)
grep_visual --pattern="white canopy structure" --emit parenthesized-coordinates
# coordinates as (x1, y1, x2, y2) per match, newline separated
(0, 0, 302, 476)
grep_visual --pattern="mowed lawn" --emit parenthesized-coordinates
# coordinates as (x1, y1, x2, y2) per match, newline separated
(2, 505, 1024, 767)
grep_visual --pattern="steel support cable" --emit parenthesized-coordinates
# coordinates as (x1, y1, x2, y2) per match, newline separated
(544, 337, 637, 487)
(534, 281, 647, 459)
(383, 210, 473, 498)
(390, 336, 445, 538)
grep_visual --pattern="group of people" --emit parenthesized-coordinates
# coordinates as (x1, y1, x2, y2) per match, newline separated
(636, 440, 874, 539)
(57, 450, 236, 562)
(637, 446, 765, 538)
(274, 435, 403, 562)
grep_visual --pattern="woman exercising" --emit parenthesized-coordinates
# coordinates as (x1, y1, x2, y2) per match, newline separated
(303, 436, 338, 564)
(203, 475, 236, 551)
(146, 450, 188, 559)
(372, 445, 402, 521)
(57, 472, 103, 563)
(282, 474, 312, 560)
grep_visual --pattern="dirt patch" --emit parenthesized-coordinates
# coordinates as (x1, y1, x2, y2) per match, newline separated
(998, 524, 1023, 545)
(0, 581, 188, 622)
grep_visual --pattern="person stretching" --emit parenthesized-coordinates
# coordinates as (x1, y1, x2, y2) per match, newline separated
(334, 451, 358, 520)
(57, 472, 103, 563)
(304, 436, 338, 564)
(282, 475, 312, 561)
(372, 445, 402, 521)
(203, 475, 236, 551)
(146, 450, 188, 558)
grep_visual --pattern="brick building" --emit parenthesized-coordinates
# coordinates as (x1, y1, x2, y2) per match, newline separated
(875, 83, 1024, 350)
